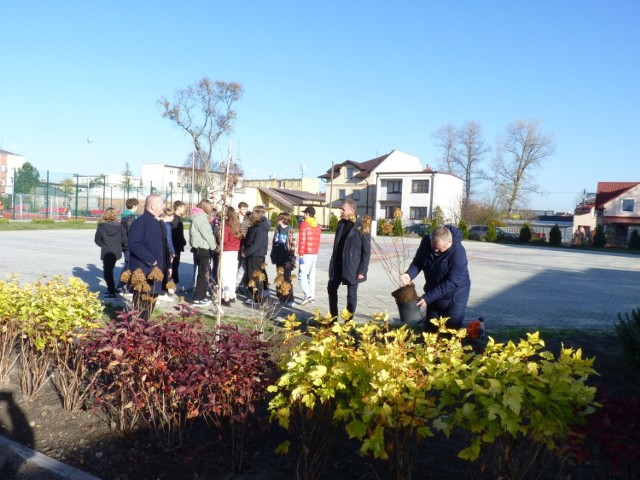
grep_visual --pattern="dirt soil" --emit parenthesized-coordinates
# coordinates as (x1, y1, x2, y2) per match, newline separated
(0, 331, 636, 480)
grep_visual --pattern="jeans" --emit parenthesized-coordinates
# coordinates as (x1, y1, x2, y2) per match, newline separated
(327, 278, 359, 319)
(298, 254, 318, 300)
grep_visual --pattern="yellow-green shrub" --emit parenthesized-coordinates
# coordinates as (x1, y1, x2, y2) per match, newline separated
(269, 316, 599, 480)
(5, 276, 103, 400)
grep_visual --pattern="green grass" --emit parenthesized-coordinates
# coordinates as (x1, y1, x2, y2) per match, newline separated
(0, 219, 97, 230)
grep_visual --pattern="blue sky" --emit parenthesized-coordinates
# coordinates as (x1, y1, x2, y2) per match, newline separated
(1, 1, 638, 212)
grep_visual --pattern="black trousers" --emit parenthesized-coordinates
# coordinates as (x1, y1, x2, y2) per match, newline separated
(171, 251, 181, 284)
(102, 253, 117, 294)
(425, 290, 470, 331)
(327, 279, 358, 319)
(246, 256, 266, 301)
(194, 249, 211, 301)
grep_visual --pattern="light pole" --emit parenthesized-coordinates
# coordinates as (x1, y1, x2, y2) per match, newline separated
(11, 167, 16, 220)
(73, 174, 79, 220)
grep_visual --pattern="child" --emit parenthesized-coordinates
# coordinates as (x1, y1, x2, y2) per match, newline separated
(157, 207, 176, 301)
(95, 207, 128, 300)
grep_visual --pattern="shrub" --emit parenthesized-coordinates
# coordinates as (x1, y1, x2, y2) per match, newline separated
(486, 223, 497, 242)
(458, 220, 468, 239)
(519, 223, 532, 243)
(615, 308, 640, 383)
(270, 211, 278, 228)
(10, 276, 103, 401)
(628, 230, 640, 250)
(81, 309, 273, 465)
(392, 217, 404, 236)
(270, 315, 599, 480)
(593, 225, 606, 247)
(376, 218, 388, 236)
(0, 276, 21, 385)
(549, 224, 562, 246)
(329, 213, 338, 232)
(31, 219, 55, 225)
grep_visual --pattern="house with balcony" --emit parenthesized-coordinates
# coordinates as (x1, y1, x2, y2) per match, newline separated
(375, 168, 463, 225)
(319, 150, 423, 221)
(595, 181, 640, 246)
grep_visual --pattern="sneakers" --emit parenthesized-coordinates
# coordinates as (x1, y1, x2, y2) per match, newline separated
(102, 292, 117, 300)
(300, 296, 315, 306)
(285, 301, 295, 307)
(193, 299, 212, 306)
(157, 293, 175, 302)
(168, 288, 176, 294)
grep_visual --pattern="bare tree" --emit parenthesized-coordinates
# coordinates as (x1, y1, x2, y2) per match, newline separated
(432, 124, 457, 173)
(159, 78, 243, 199)
(493, 119, 556, 215)
(433, 121, 489, 206)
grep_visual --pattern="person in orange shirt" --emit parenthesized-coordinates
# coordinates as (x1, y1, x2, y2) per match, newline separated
(297, 206, 322, 305)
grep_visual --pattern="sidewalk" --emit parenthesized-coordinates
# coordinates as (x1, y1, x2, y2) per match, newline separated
(1, 230, 639, 330)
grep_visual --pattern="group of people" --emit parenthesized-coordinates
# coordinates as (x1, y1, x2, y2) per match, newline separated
(94, 194, 472, 329)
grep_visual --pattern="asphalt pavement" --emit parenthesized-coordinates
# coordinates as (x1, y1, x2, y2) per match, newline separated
(1, 229, 639, 331)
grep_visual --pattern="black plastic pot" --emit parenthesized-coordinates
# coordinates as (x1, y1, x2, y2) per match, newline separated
(395, 300, 422, 323)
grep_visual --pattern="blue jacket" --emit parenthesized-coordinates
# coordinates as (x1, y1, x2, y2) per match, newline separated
(128, 210, 170, 294)
(406, 226, 470, 304)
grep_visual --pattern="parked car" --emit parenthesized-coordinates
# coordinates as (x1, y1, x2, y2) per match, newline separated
(404, 223, 431, 236)
(467, 225, 519, 242)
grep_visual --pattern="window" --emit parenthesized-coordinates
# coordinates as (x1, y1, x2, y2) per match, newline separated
(387, 180, 402, 193)
(412, 180, 429, 193)
(621, 198, 635, 213)
(410, 207, 428, 220)
(339, 189, 346, 200)
(384, 205, 401, 218)
(352, 190, 360, 201)
(346, 167, 354, 179)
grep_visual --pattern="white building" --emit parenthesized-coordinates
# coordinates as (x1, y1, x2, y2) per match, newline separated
(375, 169, 463, 224)
(0, 149, 26, 195)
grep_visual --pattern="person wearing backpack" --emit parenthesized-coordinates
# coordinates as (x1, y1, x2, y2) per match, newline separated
(270, 212, 297, 307)
(117, 198, 139, 291)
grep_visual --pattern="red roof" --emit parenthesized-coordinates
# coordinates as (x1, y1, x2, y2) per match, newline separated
(319, 151, 393, 180)
(595, 182, 639, 209)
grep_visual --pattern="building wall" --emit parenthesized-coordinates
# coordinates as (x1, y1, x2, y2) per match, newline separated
(0, 151, 26, 195)
(242, 177, 320, 193)
(375, 171, 463, 224)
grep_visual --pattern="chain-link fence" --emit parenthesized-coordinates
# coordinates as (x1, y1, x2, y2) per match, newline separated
(1, 170, 195, 220)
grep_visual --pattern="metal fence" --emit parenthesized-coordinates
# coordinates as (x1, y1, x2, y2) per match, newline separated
(1, 170, 196, 220)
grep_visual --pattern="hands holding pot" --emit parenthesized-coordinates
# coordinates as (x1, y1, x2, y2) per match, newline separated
(399, 273, 411, 286)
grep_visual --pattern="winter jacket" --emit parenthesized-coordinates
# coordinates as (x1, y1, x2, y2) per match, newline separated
(244, 217, 270, 258)
(170, 215, 187, 253)
(222, 224, 242, 252)
(128, 210, 171, 295)
(298, 217, 321, 256)
(270, 225, 296, 266)
(189, 208, 217, 251)
(120, 209, 137, 234)
(405, 226, 470, 305)
(94, 221, 128, 261)
(328, 217, 371, 285)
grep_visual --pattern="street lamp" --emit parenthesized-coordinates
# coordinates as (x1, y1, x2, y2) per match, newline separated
(12, 167, 16, 220)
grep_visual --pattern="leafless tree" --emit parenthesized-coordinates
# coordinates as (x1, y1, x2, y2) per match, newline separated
(493, 119, 556, 215)
(433, 121, 489, 207)
(432, 124, 457, 173)
(158, 78, 243, 199)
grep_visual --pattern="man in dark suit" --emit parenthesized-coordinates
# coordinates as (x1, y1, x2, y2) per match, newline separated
(327, 199, 371, 319)
(127, 194, 171, 319)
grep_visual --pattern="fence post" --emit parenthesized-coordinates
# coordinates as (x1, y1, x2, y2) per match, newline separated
(74, 174, 79, 220)
(45, 171, 50, 219)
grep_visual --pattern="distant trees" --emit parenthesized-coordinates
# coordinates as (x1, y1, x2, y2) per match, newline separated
(159, 78, 243, 200)
(433, 121, 489, 206)
(14, 162, 40, 194)
(492, 119, 556, 215)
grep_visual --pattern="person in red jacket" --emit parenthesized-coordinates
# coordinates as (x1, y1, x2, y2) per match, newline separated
(298, 206, 322, 305)
(220, 207, 243, 305)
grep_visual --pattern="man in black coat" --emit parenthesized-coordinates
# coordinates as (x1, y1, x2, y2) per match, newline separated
(400, 225, 470, 330)
(327, 199, 371, 318)
(128, 194, 171, 318)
